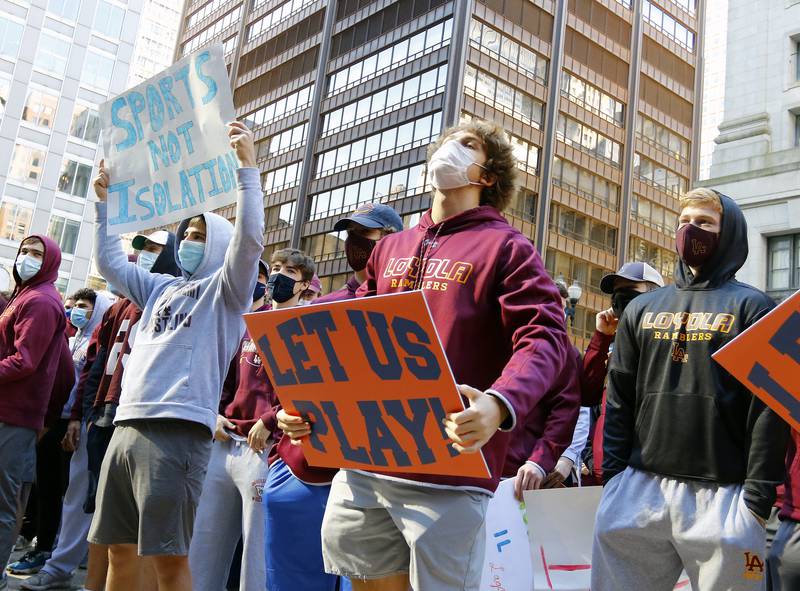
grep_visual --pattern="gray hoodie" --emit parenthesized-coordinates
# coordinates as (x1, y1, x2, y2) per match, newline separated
(62, 291, 114, 419)
(93, 168, 264, 434)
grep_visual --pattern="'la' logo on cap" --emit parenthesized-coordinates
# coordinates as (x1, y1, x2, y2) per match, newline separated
(354, 203, 376, 215)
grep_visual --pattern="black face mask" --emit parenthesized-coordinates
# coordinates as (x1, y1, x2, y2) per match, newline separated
(345, 232, 377, 272)
(267, 273, 297, 304)
(611, 288, 641, 319)
(252, 281, 267, 303)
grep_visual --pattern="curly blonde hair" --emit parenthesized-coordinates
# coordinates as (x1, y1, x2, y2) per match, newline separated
(427, 121, 518, 211)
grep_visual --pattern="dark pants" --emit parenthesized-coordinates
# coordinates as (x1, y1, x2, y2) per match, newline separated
(0, 423, 36, 570)
(84, 424, 115, 514)
(768, 519, 800, 591)
(20, 419, 71, 552)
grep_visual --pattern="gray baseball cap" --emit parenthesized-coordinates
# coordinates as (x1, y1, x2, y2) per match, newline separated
(600, 262, 664, 294)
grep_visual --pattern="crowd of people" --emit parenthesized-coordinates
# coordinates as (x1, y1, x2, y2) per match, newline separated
(0, 117, 797, 591)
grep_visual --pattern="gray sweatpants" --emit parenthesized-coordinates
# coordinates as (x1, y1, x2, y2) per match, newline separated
(188, 437, 269, 591)
(0, 423, 36, 571)
(767, 519, 800, 590)
(593, 468, 767, 591)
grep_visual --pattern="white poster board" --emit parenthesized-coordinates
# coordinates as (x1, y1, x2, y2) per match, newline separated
(479, 479, 534, 590)
(99, 43, 238, 235)
(523, 487, 691, 590)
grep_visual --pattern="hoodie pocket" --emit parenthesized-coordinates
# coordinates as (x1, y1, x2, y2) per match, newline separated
(634, 392, 723, 478)
(121, 343, 192, 404)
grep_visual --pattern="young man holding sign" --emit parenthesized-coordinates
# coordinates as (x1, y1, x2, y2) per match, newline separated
(269, 205, 402, 591)
(88, 120, 264, 591)
(307, 121, 570, 591)
(594, 189, 789, 591)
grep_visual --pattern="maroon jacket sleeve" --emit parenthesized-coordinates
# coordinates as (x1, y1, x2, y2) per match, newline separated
(527, 348, 582, 472)
(581, 330, 613, 406)
(486, 235, 571, 429)
(44, 338, 75, 427)
(0, 297, 63, 382)
(219, 343, 241, 414)
(69, 327, 101, 421)
(259, 381, 279, 433)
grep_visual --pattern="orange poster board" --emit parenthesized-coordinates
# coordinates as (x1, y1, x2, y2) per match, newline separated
(243, 291, 490, 478)
(713, 289, 800, 430)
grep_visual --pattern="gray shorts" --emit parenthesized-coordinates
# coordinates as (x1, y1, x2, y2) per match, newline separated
(88, 419, 211, 556)
(321, 470, 489, 590)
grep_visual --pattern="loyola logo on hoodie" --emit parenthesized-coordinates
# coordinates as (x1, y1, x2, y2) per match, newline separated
(383, 257, 474, 291)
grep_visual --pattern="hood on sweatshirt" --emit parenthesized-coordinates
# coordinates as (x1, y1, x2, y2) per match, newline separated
(175, 212, 234, 280)
(10, 234, 62, 304)
(151, 231, 181, 277)
(76, 290, 114, 343)
(415, 205, 506, 236)
(675, 192, 747, 290)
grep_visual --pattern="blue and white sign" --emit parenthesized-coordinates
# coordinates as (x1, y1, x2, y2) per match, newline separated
(100, 44, 238, 235)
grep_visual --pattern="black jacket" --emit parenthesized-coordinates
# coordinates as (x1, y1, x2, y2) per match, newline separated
(603, 194, 789, 519)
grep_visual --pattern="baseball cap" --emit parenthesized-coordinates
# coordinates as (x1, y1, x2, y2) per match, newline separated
(307, 275, 322, 294)
(333, 202, 403, 233)
(132, 230, 169, 251)
(600, 262, 664, 294)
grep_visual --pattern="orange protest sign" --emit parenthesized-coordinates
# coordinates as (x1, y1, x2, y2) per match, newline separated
(243, 291, 490, 478)
(713, 290, 800, 430)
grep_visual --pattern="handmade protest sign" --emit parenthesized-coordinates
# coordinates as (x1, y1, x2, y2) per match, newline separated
(524, 488, 690, 590)
(479, 479, 534, 591)
(243, 291, 490, 478)
(99, 43, 237, 235)
(713, 290, 800, 430)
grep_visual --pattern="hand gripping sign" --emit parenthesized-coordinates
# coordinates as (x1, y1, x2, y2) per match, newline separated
(713, 289, 800, 429)
(99, 43, 237, 236)
(243, 292, 490, 478)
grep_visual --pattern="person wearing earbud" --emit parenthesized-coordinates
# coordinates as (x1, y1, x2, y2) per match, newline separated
(88, 120, 265, 591)
(0, 234, 70, 583)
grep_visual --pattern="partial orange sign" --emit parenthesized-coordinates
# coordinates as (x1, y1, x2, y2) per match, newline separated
(713, 290, 800, 430)
(243, 291, 490, 478)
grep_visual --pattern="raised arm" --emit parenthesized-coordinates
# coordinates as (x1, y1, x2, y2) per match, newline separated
(93, 160, 173, 309)
(219, 122, 265, 311)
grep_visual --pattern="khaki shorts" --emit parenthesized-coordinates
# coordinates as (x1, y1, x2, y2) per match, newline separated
(88, 419, 211, 556)
(321, 470, 489, 590)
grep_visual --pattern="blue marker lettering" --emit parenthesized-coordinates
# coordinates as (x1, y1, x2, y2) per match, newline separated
(174, 65, 195, 108)
(179, 170, 196, 209)
(158, 76, 183, 119)
(111, 97, 137, 151)
(176, 121, 195, 155)
(194, 50, 218, 104)
(107, 179, 137, 225)
(145, 84, 165, 133)
(135, 186, 155, 221)
(126, 91, 146, 143)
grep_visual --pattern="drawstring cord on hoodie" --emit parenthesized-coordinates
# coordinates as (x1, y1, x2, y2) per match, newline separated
(411, 222, 445, 291)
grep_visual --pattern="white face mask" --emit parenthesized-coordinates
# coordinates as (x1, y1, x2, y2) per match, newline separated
(15, 254, 42, 282)
(428, 140, 486, 191)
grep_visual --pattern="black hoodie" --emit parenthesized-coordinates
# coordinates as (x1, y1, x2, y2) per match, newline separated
(603, 194, 789, 519)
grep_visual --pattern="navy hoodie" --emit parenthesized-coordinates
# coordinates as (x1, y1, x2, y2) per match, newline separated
(603, 194, 789, 519)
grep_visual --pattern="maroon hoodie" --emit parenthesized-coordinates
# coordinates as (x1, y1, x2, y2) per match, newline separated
(220, 305, 280, 438)
(780, 430, 800, 522)
(503, 347, 581, 476)
(44, 336, 77, 427)
(269, 278, 361, 484)
(357, 206, 570, 493)
(0, 235, 67, 430)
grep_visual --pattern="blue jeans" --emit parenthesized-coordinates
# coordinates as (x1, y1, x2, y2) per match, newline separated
(263, 459, 350, 591)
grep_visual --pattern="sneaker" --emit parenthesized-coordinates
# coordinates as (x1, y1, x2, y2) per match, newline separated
(19, 571, 72, 591)
(13, 535, 35, 552)
(6, 550, 50, 574)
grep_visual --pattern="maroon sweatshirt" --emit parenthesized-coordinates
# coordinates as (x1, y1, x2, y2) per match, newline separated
(44, 336, 76, 428)
(503, 347, 581, 476)
(357, 206, 570, 493)
(220, 305, 280, 438)
(581, 330, 613, 484)
(269, 276, 361, 484)
(0, 235, 67, 430)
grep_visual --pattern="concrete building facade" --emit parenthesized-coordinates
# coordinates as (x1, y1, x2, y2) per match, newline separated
(0, 0, 183, 295)
(176, 0, 704, 348)
(701, 0, 800, 303)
